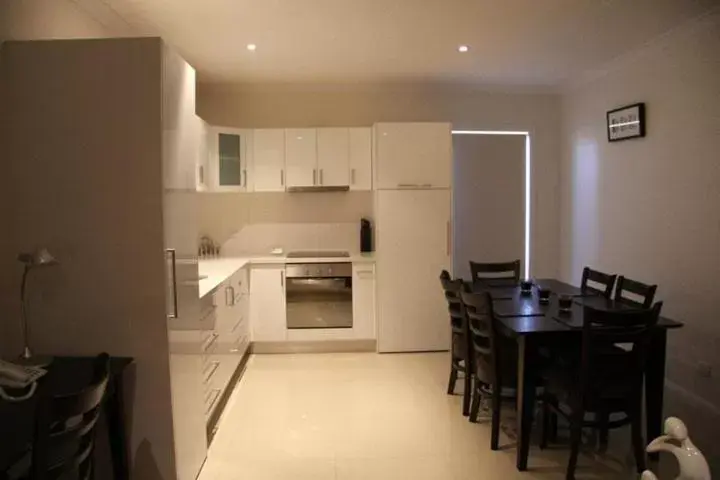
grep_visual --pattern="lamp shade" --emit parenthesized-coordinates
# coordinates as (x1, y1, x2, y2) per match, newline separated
(18, 248, 59, 267)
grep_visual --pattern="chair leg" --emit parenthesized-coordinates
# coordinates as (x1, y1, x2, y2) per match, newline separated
(469, 379, 481, 423)
(566, 409, 584, 480)
(462, 367, 472, 416)
(447, 364, 458, 395)
(540, 397, 549, 449)
(598, 411, 609, 452)
(631, 399, 647, 473)
(490, 383, 501, 451)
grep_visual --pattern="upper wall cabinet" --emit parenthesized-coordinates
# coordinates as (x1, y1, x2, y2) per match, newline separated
(207, 126, 250, 192)
(374, 122, 452, 190)
(285, 128, 317, 188)
(253, 129, 286, 192)
(317, 128, 350, 187)
(349, 127, 372, 191)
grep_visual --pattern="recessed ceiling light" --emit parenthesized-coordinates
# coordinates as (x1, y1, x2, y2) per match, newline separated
(458, 45, 469, 53)
(247, 44, 257, 51)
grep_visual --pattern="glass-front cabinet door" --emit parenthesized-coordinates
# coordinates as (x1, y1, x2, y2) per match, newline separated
(208, 127, 250, 191)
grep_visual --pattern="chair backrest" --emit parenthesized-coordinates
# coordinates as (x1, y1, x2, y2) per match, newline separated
(460, 289, 498, 385)
(614, 275, 657, 309)
(578, 303, 662, 402)
(580, 267, 617, 298)
(31, 353, 111, 480)
(439, 270, 465, 332)
(469, 260, 521, 286)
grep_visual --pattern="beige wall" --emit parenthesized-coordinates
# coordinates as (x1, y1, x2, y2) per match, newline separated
(198, 83, 562, 278)
(560, 9, 720, 465)
(0, 38, 177, 480)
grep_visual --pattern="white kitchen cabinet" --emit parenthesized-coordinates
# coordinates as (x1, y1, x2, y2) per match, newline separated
(374, 123, 452, 190)
(376, 189, 451, 352)
(349, 127, 372, 190)
(169, 354, 207, 480)
(250, 266, 287, 341)
(317, 128, 350, 187)
(207, 126, 250, 192)
(285, 128, 317, 188)
(352, 264, 376, 339)
(253, 129, 286, 192)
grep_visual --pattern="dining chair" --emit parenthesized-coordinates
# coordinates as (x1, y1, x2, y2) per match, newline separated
(460, 288, 519, 449)
(469, 260, 521, 287)
(440, 271, 472, 416)
(580, 267, 617, 298)
(614, 275, 657, 308)
(16, 353, 111, 480)
(539, 303, 662, 480)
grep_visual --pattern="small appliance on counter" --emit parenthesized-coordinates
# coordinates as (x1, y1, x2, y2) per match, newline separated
(198, 235, 221, 258)
(360, 218, 373, 253)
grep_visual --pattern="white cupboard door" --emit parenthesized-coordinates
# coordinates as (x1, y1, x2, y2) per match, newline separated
(317, 128, 350, 186)
(169, 354, 207, 480)
(253, 129, 286, 192)
(349, 127, 372, 191)
(250, 266, 287, 341)
(285, 128, 317, 188)
(352, 264, 376, 339)
(376, 189, 451, 352)
(374, 123, 452, 190)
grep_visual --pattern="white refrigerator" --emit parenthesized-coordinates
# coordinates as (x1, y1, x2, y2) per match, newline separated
(375, 188, 452, 352)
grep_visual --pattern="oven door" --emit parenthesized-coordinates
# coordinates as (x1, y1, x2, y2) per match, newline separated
(286, 277, 353, 329)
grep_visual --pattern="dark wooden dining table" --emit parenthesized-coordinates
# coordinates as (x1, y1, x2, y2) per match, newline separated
(0, 356, 133, 480)
(473, 278, 683, 471)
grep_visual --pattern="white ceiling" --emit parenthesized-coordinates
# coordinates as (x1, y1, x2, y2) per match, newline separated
(102, 0, 717, 86)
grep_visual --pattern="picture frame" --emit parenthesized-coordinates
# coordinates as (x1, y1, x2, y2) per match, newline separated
(606, 102, 645, 142)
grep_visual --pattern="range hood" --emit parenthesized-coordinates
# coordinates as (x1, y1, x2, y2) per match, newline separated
(287, 185, 350, 193)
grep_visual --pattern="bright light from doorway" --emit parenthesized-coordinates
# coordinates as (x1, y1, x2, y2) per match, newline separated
(451, 129, 532, 279)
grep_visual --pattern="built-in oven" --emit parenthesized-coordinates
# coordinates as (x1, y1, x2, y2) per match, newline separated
(285, 262, 353, 329)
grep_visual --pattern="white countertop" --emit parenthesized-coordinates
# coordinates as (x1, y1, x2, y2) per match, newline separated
(198, 253, 375, 298)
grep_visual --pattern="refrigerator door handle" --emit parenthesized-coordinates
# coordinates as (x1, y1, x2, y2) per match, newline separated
(166, 248, 178, 318)
(446, 221, 452, 256)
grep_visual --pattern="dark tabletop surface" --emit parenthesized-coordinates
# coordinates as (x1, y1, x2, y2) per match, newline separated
(0, 356, 132, 473)
(474, 278, 683, 336)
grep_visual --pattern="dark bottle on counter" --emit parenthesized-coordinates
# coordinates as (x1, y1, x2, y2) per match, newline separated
(360, 218, 373, 253)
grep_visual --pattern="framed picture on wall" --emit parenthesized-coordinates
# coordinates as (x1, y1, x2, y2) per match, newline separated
(607, 102, 645, 142)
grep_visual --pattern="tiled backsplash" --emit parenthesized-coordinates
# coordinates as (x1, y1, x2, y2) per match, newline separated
(194, 191, 373, 254)
(223, 222, 359, 255)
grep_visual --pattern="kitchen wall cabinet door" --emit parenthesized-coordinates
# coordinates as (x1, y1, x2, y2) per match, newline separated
(207, 127, 249, 192)
(349, 127, 372, 191)
(352, 264, 376, 339)
(317, 128, 350, 187)
(250, 266, 287, 342)
(285, 128, 317, 188)
(374, 123, 452, 190)
(253, 129, 286, 192)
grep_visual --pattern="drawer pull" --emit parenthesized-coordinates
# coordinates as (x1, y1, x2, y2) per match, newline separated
(203, 333, 219, 352)
(231, 316, 244, 333)
(205, 388, 221, 414)
(203, 361, 220, 383)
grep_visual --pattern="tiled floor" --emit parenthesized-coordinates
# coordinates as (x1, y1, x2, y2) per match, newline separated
(199, 352, 655, 479)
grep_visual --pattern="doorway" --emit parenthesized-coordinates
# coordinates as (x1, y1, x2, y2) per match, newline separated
(451, 131, 531, 280)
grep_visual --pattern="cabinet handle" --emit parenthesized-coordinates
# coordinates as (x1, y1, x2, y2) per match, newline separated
(165, 249, 178, 319)
(242, 169, 247, 187)
(351, 168, 356, 185)
(280, 271, 284, 288)
(280, 169, 284, 186)
(320, 169, 324, 185)
(231, 316, 244, 333)
(421, 183, 432, 188)
(203, 333, 219, 352)
(204, 361, 220, 383)
(446, 220, 452, 256)
(313, 169, 317, 185)
(205, 388, 221, 414)
(225, 286, 233, 307)
(397, 183, 418, 188)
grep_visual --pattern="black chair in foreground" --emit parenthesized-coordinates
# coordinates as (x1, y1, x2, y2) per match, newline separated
(440, 271, 472, 416)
